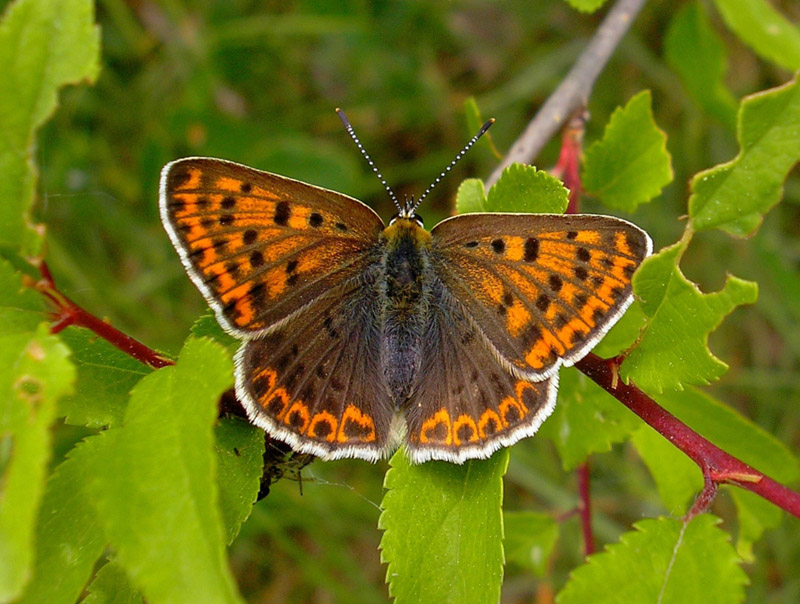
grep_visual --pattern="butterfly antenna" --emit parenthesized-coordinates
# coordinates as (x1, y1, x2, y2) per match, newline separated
(336, 108, 403, 214)
(410, 118, 495, 216)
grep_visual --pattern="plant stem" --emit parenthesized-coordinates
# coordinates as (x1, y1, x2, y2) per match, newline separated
(577, 462, 595, 555)
(552, 110, 587, 215)
(34, 261, 173, 369)
(486, 0, 648, 187)
(576, 353, 800, 518)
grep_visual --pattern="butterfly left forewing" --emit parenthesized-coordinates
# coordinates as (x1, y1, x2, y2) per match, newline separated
(430, 213, 652, 380)
(160, 157, 385, 337)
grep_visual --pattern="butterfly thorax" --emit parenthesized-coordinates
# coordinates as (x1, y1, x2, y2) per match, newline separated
(378, 218, 434, 406)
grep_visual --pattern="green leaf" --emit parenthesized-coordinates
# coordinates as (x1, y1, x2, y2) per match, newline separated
(17, 436, 106, 604)
(664, 2, 737, 130)
(630, 424, 703, 515)
(0, 259, 45, 333)
(621, 242, 758, 392)
(727, 488, 783, 563)
(557, 515, 747, 603)
(688, 74, 800, 236)
(58, 327, 152, 429)
(713, 0, 800, 71)
(582, 91, 673, 211)
(503, 511, 559, 576)
(589, 301, 645, 358)
(0, 325, 75, 601)
(456, 178, 487, 214)
(463, 97, 492, 150)
(81, 562, 143, 604)
(486, 164, 569, 214)
(379, 449, 507, 604)
(0, 0, 100, 252)
(191, 311, 239, 355)
(538, 370, 640, 471)
(87, 337, 243, 604)
(564, 0, 608, 13)
(214, 417, 265, 544)
(463, 97, 499, 159)
(464, 96, 484, 136)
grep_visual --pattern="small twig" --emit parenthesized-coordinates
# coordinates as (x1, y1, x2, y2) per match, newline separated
(576, 353, 800, 518)
(555, 508, 581, 524)
(557, 120, 595, 556)
(486, 0, 648, 187)
(577, 462, 595, 555)
(552, 110, 588, 215)
(33, 260, 173, 369)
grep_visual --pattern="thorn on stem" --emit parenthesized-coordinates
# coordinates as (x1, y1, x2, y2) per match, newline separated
(604, 356, 624, 390)
(685, 475, 718, 521)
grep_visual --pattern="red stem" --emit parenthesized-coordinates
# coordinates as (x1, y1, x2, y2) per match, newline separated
(577, 463, 595, 555)
(576, 353, 800, 518)
(553, 110, 587, 215)
(559, 114, 597, 551)
(34, 261, 173, 369)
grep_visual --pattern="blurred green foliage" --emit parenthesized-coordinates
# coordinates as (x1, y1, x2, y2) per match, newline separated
(5, 0, 800, 601)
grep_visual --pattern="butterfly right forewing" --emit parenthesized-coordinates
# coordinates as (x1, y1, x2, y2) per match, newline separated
(430, 213, 652, 381)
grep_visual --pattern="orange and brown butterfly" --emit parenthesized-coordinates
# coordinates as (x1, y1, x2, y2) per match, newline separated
(159, 111, 651, 464)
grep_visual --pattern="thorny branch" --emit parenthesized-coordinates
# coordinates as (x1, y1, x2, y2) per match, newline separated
(577, 353, 800, 519)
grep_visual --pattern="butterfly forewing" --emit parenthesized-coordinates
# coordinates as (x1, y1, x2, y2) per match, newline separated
(430, 213, 652, 380)
(160, 157, 385, 336)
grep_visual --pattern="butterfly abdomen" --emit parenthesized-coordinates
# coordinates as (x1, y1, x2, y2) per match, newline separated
(379, 219, 435, 406)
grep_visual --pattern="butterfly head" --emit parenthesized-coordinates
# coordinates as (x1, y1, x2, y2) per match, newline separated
(389, 195, 425, 227)
(385, 195, 429, 245)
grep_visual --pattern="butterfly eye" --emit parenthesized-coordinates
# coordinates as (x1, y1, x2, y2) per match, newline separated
(388, 214, 425, 228)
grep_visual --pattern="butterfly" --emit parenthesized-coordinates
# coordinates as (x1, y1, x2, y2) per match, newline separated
(159, 116, 651, 464)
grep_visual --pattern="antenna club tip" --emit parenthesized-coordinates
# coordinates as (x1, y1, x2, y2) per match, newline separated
(336, 108, 350, 127)
(480, 118, 495, 133)
(335, 107, 342, 113)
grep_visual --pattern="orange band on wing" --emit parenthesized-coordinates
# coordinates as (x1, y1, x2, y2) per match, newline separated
(337, 405, 377, 443)
(419, 409, 452, 445)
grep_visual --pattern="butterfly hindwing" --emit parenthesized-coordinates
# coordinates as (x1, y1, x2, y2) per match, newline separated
(429, 213, 652, 380)
(235, 267, 398, 461)
(160, 157, 385, 336)
(404, 278, 558, 463)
